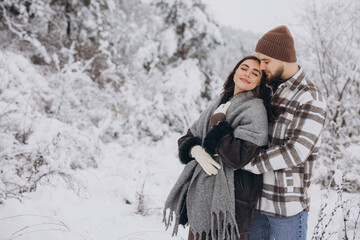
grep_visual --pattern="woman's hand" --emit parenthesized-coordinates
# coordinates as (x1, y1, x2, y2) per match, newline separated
(213, 101, 232, 115)
(190, 145, 221, 175)
(210, 101, 231, 127)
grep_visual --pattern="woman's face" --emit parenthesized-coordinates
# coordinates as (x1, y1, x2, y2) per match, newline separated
(233, 59, 262, 95)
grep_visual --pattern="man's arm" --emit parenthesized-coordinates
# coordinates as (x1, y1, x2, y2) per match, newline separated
(203, 121, 262, 169)
(243, 100, 327, 174)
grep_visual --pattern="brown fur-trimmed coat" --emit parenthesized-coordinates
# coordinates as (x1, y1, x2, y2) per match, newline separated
(178, 121, 264, 235)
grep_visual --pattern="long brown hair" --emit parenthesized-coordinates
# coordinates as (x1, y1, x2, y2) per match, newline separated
(220, 55, 275, 122)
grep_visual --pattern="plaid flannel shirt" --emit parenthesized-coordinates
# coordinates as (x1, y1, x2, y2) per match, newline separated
(243, 68, 327, 217)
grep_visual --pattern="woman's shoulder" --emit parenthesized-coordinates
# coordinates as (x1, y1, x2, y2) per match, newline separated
(229, 97, 266, 121)
(233, 94, 265, 109)
(231, 91, 262, 103)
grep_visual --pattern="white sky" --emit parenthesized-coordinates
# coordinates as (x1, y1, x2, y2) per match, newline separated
(205, 0, 304, 34)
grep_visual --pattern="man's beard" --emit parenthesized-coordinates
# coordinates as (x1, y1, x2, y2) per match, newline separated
(265, 66, 284, 83)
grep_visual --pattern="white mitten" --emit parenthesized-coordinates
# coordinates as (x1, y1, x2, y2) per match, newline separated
(210, 101, 232, 127)
(190, 145, 221, 175)
(213, 101, 231, 115)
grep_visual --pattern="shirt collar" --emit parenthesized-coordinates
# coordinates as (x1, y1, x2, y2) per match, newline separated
(281, 67, 304, 91)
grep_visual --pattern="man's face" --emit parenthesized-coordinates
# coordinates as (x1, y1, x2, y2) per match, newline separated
(257, 53, 285, 83)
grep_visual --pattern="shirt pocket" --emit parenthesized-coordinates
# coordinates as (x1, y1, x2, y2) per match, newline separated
(270, 111, 294, 144)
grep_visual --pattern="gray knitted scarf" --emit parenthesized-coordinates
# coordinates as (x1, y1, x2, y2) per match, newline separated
(164, 91, 268, 240)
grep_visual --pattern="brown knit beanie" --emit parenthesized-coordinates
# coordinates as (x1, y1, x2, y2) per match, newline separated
(255, 25, 297, 63)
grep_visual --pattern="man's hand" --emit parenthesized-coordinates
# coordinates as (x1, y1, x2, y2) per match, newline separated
(190, 145, 221, 175)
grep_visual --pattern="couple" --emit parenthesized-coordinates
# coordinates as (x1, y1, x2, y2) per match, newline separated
(164, 26, 327, 240)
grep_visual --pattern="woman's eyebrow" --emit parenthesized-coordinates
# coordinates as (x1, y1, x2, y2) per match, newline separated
(240, 63, 261, 74)
(253, 68, 261, 74)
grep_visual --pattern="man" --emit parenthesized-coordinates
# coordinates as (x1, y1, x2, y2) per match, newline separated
(243, 25, 327, 240)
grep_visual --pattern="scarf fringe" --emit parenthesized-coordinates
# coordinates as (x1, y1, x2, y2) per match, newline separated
(163, 208, 181, 236)
(208, 210, 240, 240)
(164, 208, 240, 240)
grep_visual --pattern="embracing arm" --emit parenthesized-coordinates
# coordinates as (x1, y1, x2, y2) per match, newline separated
(203, 121, 262, 169)
(203, 98, 268, 169)
(243, 100, 327, 174)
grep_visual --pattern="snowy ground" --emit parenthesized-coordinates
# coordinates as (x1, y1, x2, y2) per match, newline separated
(0, 133, 359, 240)
(0, 134, 190, 240)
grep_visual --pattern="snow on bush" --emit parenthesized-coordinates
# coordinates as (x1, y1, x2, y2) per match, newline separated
(0, 51, 102, 201)
(311, 170, 360, 240)
(119, 58, 206, 143)
(0, 48, 212, 202)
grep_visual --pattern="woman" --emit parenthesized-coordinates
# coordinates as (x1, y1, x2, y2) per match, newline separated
(164, 56, 273, 240)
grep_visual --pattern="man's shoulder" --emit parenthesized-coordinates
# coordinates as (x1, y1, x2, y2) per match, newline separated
(295, 74, 327, 106)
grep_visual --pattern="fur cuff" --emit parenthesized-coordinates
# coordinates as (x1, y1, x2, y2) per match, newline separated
(204, 121, 233, 155)
(178, 137, 202, 164)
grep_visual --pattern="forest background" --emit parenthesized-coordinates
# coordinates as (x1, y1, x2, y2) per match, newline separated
(0, 0, 359, 239)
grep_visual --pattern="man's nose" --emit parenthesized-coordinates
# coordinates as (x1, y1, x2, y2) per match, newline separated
(260, 63, 267, 71)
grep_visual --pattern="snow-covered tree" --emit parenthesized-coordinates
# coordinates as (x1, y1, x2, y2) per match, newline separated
(153, 0, 223, 69)
(0, 0, 227, 200)
(297, 0, 360, 192)
(207, 26, 259, 79)
(0, 0, 116, 75)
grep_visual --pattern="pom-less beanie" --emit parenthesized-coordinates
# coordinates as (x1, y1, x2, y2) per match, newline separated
(255, 25, 297, 63)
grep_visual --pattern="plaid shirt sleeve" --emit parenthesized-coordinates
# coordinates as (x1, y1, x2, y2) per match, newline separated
(243, 99, 327, 174)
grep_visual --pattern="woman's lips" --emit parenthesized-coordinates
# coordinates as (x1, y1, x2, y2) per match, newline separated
(240, 78, 250, 84)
